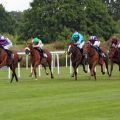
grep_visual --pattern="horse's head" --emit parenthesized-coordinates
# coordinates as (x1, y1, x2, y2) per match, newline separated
(67, 42, 77, 55)
(25, 43, 33, 55)
(108, 46, 117, 59)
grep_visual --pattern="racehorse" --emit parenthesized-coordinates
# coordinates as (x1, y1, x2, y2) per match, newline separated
(83, 41, 110, 80)
(0, 46, 22, 83)
(25, 43, 54, 80)
(108, 46, 120, 76)
(67, 42, 87, 80)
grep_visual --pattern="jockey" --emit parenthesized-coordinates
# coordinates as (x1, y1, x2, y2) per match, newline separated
(89, 36, 106, 57)
(71, 29, 85, 54)
(0, 35, 13, 59)
(111, 36, 120, 48)
(32, 35, 47, 58)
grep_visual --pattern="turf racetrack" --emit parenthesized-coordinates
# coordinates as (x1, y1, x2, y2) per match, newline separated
(0, 66, 120, 120)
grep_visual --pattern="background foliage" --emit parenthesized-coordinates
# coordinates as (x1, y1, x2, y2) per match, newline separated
(0, 0, 120, 44)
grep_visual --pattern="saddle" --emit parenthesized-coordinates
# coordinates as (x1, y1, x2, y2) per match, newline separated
(35, 48, 47, 59)
(96, 47, 106, 58)
(4, 49, 13, 64)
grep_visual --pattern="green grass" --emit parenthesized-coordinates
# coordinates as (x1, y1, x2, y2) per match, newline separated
(0, 66, 120, 120)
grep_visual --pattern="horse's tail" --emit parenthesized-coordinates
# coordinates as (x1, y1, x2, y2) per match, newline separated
(18, 57, 22, 62)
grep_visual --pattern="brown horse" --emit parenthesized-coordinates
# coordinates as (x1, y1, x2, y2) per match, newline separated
(83, 41, 110, 80)
(67, 42, 87, 80)
(0, 46, 22, 83)
(25, 43, 53, 80)
(108, 46, 120, 76)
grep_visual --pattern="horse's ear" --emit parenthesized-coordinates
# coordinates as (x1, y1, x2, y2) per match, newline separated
(25, 41, 28, 45)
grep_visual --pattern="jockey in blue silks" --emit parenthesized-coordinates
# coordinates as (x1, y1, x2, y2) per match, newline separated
(0, 35, 13, 59)
(71, 30, 85, 54)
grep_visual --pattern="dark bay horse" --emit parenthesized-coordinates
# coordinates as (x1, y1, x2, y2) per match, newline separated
(0, 46, 22, 83)
(83, 41, 110, 80)
(108, 46, 120, 76)
(25, 43, 53, 80)
(67, 42, 87, 80)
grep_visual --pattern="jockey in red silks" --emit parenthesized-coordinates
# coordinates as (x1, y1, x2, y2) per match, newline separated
(0, 35, 13, 59)
(111, 36, 120, 48)
(89, 36, 106, 58)
(32, 34, 47, 58)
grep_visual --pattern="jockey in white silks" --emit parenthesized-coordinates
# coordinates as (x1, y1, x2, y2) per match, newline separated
(0, 35, 13, 59)
(89, 36, 106, 57)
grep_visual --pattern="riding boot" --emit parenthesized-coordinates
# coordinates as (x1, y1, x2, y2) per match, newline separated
(97, 47, 106, 58)
(37, 48, 47, 58)
(80, 48, 87, 64)
(80, 48, 83, 54)
(5, 49, 13, 60)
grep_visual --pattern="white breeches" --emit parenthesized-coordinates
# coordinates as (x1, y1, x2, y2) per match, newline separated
(118, 43, 120, 48)
(4, 43, 13, 50)
(93, 41, 100, 48)
(77, 41, 85, 49)
(40, 44, 44, 49)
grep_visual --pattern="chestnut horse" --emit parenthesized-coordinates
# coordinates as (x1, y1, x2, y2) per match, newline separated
(0, 46, 22, 83)
(108, 46, 120, 76)
(67, 42, 87, 80)
(25, 43, 54, 80)
(83, 41, 110, 80)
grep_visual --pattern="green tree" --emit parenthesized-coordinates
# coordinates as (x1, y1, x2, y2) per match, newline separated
(0, 4, 16, 34)
(19, 0, 116, 42)
(85, 0, 115, 40)
(102, 0, 120, 21)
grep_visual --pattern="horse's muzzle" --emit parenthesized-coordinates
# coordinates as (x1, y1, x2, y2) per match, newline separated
(25, 47, 30, 55)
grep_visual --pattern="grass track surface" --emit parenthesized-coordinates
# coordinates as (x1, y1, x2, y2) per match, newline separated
(0, 66, 120, 120)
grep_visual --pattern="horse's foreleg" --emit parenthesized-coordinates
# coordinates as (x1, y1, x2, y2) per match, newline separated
(100, 64, 105, 75)
(29, 64, 34, 77)
(110, 62, 114, 77)
(119, 64, 120, 71)
(73, 67, 77, 80)
(82, 64, 87, 73)
(103, 58, 110, 76)
(91, 62, 97, 80)
(33, 65, 38, 80)
(74, 63, 80, 80)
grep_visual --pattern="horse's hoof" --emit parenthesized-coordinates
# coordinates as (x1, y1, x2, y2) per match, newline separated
(46, 72, 49, 75)
(84, 70, 87, 73)
(102, 72, 105, 75)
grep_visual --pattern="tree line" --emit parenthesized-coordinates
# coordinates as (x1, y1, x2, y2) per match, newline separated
(0, 0, 120, 43)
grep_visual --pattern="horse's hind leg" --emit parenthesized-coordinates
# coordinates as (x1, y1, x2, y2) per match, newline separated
(49, 65, 54, 79)
(42, 64, 49, 75)
(33, 66, 37, 80)
(47, 61, 54, 79)
(10, 68, 18, 83)
(74, 68, 77, 80)
(93, 70, 96, 80)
